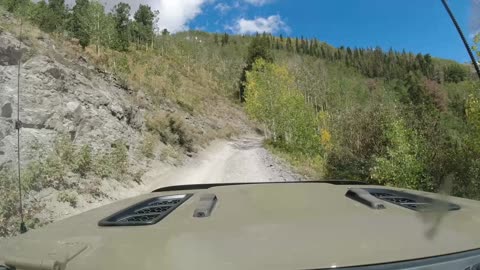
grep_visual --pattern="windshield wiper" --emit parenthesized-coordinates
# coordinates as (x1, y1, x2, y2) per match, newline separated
(441, 0, 480, 80)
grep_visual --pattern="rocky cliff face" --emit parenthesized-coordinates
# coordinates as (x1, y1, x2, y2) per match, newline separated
(0, 29, 147, 169)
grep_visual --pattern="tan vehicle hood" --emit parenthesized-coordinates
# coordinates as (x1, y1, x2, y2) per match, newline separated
(2, 182, 480, 270)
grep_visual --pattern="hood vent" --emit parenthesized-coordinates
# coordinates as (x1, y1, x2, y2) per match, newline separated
(365, 188, 460, 211)
(99, 194, 192, 226)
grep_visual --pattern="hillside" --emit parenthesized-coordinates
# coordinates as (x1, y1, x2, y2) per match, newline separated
(0, 7, 252, 236)
(1, 0, 480, 237)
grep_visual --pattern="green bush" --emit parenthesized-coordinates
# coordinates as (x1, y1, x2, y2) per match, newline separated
(0, 167, 20, 237)
(444, 64, 468, 83)
(168, 115, 194, 152)
(370, 118, 428, 190)
(21, 160, 44, 191)
(93, 152, 113, 178)
(54, 135, 75, 167)
(0, 166, 41, 237)
(43, 155, 66, 188)
(111, 140, 128, 176)
(245, 59, 318, 153)
(57, 191, 78, 208)
(74, 145, 92, 177)
(92, 141, 129, 179)
(146, 112, 195, 152)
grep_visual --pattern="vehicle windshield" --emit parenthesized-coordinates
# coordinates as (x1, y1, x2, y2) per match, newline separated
(1, 0, 480, 269)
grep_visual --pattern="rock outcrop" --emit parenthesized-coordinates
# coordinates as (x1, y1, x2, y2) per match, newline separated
(0, 30, 144, 169)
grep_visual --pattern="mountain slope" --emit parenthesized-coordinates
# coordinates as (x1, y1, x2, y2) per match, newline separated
(0, 10, 252, 237)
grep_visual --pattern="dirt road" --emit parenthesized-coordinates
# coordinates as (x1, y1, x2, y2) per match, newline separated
(141, 135, 302, 191)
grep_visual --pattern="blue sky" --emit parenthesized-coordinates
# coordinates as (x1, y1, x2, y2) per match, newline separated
(193, 0, 477, 63)
(96, 0, 478, 63)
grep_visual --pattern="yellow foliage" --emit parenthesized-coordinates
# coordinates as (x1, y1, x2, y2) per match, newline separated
(466, 94, 480, 151)
(320, 129, 332, 151)
(466, 94, 480, 123)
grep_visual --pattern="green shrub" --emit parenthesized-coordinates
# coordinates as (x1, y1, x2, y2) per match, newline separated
(0, 166, 41, 237)
(92, 141, 129, 179)
(57, 191, 78, 208)
(21, 160, 44, 191)
(93, 153, 113, 178)
(114, 54, 130, 74)
(111, 140, 128, 176)
(146, 112, 195, 152)
(146, 112, 173, 143)
(370, 118, 428, 190)
(0, 167, 19, 237)
(54, 135, 75, 167)
(444, 64, 468, 83)
(168, 114, 194, 152)
(74, 145, 92, 177)
(43, 155, 66, 188)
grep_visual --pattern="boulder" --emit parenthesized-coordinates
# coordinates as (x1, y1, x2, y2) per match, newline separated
(1, 103, 12, 118)
(0, 32, 27, 66)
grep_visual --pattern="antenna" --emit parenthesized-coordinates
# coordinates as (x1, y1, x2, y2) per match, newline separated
(441, 0, 480, 80)
(16, 17, 27, 234)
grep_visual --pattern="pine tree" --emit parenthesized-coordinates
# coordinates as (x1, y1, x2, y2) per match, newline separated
(112, 2, 131, 51)
(286, 37, 293, 52)
(69, 0, 91, 49)
(221, 33, 229, 46)
(31, 0, 56, 32)
(239, 35, 274, 101)
(3, 0, 28, 13)
(133, 4, 155, 48)
(47, 0, 66, 32)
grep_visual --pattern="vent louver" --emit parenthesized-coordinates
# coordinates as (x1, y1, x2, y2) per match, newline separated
(99, 194, 192, 226)
(366, 188, 460, 211)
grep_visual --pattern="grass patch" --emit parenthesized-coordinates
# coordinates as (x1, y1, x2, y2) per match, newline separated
(265, 142, 326, 180)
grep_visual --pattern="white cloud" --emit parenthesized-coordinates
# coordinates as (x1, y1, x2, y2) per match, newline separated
(230, 15, 289, 34)
(64, 0, 210, 33)
(150, 0, 211, 33)
(244, 0, 272, 6)
(215, 3, 232, 14)
(471, 0, 480, 39)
